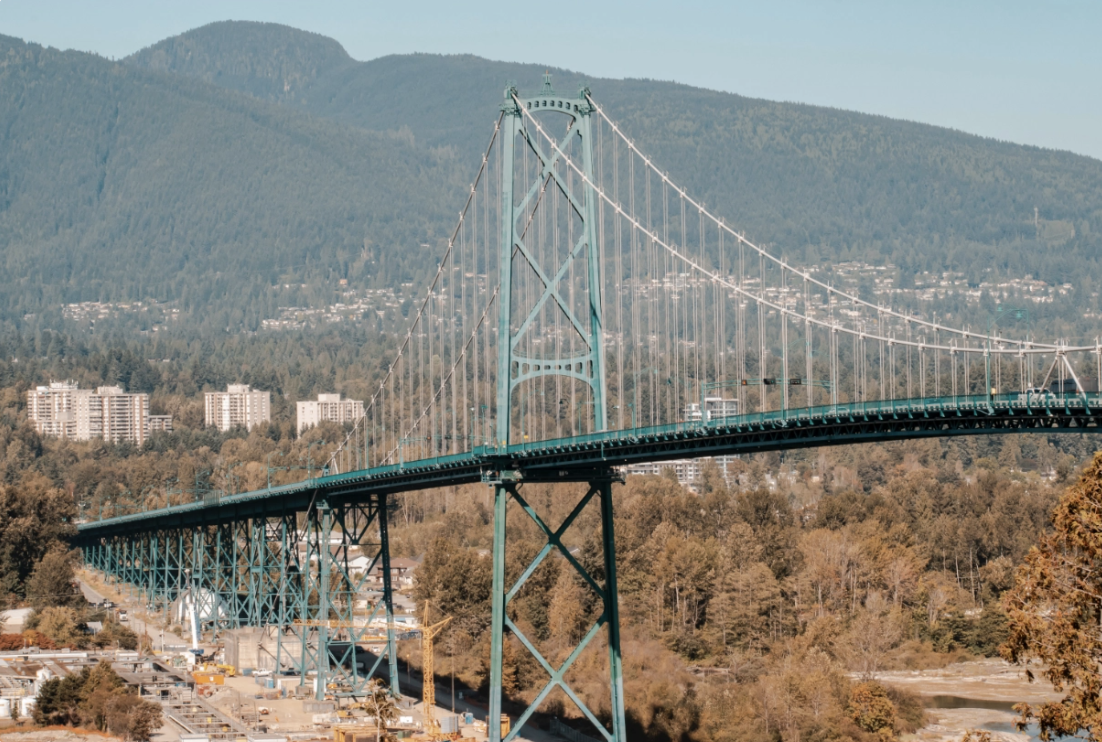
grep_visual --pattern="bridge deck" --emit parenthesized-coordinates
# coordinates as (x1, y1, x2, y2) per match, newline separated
(75, 392, 1102, 540)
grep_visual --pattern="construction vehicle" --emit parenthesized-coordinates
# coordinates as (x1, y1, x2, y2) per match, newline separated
(216, 663, 236, 677)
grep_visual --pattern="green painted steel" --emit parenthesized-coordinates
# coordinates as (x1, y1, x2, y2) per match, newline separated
(599, 480, 627, 740)
(498, 76, 607, 442)
(487, 77, 616, 741)
(487, 483, 509, 742)
(485, 478, 624, 742)
(496, 89, 517, 447)
(579, 102, 607, 433)
(77, 392, 1102, 543)
(81, 495, 401, 700)
(378, 499, 401, 696)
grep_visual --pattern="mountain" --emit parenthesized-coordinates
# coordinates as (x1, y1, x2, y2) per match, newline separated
(0, 33, 463, 332)
(0, 22, 1100, 335)
(127, 23, 1102, 293)
(123, 22, 353, 105)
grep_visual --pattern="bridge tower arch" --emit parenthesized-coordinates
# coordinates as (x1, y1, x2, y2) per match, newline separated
(488, 77, 626, 742)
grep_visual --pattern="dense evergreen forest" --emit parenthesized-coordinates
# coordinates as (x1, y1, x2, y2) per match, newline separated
(1, 22, 1101, 337)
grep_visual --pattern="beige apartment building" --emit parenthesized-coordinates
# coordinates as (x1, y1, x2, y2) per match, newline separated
(296, 393, 364, 434)
(205, 384, 271, 431)
(27, 382, 155, 445)
(27, 382, 81, 439)
(148, 415, 173, 434)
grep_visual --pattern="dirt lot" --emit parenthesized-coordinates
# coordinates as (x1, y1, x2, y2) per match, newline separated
(880, 659, 1065, 742)
(880, 658, 1062, 705)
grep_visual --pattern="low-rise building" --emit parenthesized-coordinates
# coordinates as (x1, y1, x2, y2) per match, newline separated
(368, 557, 419, 587)
(296, 393, 364, 435)
(624, 455, 741, 492)
(147, 415, 173, 434)
(205, 384, 270, 431)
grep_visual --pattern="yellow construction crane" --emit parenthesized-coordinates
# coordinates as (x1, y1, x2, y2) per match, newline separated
(420, 601, 452, 740)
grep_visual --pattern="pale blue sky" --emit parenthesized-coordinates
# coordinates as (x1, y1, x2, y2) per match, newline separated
(1, 0, 1099, 160)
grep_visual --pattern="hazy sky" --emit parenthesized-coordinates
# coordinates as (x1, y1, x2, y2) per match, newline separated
(1, 0, 1099, 160)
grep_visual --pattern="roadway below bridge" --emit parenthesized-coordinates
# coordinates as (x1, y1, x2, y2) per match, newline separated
(77, 572, 190, 652)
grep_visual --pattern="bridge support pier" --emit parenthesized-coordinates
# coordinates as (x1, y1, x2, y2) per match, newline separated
(81, 495, 400, 701)
(282, 493, 401, 699)
(487, 475, 626, 742)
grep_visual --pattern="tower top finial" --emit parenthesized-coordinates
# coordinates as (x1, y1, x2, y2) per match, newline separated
(541, 70, 555, 96)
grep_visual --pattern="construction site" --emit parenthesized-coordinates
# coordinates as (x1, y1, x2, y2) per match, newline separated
(59, 571, 569, 742)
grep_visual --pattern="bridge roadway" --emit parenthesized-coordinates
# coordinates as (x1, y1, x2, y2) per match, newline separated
(75, 391, 1102, 541)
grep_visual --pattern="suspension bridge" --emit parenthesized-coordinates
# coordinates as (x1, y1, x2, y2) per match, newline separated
(76, 75, 1102, 742)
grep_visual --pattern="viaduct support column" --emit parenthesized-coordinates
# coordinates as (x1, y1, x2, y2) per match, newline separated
(378, 494, 401, 697)
(283, 494, 399, 699)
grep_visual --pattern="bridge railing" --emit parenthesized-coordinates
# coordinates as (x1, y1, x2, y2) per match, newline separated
(79, 391, 1100, 530)
(505, 391, 1102, 455)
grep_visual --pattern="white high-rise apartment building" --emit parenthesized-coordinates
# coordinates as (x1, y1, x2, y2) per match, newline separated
(27, 382, 80, 439)
(296, 394, 364, 435)
(683, 396, 739, 423)
(623, 456, 741, 492)
(27, 382, 151, 445)
(205, 384, 271, 431)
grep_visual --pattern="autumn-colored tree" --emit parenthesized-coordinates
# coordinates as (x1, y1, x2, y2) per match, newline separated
(843, 596, 902, 680)
(0, 473, 77, 602)
(26, 547, 80, 609)
(35, 660, 161, 740)
(1002, 452, 1102, 741)
(31, 606, 85, 648)
(359, 678, 398, 742)
(847, 682, 897, 739)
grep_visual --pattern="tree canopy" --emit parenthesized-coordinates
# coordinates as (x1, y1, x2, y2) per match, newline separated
(1002, 451, 1102, 740)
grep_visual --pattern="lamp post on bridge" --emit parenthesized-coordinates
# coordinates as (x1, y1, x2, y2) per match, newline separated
(301, 440, 326, 480)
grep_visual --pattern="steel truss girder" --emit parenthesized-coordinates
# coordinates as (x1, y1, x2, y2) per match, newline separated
(488, 478, 625, 742)
(511, 405, 1102, 472)
(80, 496, 400, 701)
(75, 398, 1102, 545)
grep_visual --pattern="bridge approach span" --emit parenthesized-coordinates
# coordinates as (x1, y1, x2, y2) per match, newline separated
(76, 392, 1102, 541)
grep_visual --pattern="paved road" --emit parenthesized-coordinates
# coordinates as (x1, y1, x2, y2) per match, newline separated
(78, 575, 190, 652)
(77, 577, 106, 604)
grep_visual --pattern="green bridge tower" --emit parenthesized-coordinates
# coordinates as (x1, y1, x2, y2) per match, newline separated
(489, 75, 626, 742)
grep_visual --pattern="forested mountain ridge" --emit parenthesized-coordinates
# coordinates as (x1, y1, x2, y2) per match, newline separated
(0, 23, 1101, 334)
(124, 21, 354, 104)
(127, 22, 1102, 290)
(0, 33, 462, 331)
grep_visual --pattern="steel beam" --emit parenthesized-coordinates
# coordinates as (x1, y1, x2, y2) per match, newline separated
(486, 476, 625, 742)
